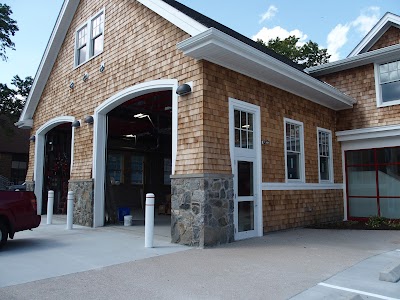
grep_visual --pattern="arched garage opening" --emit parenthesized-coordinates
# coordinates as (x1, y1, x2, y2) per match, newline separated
(34, 116, 76, 214)
(93, 79, 178, 228)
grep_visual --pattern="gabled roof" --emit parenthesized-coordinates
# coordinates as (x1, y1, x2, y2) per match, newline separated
(348, 12, 400, 57)
(17, 0, 355, 129)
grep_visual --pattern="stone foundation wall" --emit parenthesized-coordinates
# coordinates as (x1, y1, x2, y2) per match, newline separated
(171, 174, 234, 248)
(68, 179, 94, 227)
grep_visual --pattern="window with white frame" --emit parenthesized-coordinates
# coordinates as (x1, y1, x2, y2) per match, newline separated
(317, 128, 333, 182)
(375, 60, 400, 106)
(234, 109, 254, 149)
(75, 10, 104, 66)
(284, 119, 304, 181)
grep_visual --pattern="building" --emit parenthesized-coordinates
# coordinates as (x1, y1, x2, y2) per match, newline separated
(15, 0, 399, 247)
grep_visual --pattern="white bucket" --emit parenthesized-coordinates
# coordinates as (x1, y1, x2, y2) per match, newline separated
(124, 215, 132, 226)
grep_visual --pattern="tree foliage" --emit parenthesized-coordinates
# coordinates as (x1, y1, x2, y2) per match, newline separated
(257, 35, 330, 68)
(0, 3, 19, 61)
(0, 75, 33, 121)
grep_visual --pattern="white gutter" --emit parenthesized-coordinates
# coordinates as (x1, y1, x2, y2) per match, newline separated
(305, 43, 400, 77)
(178, 28, 355, 110)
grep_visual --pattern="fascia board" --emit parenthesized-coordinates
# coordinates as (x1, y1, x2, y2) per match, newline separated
(306, 43, 400, 77)
(18, 0, 80, 127)
(136, 0, 208, 36)
(349, 13, 400, 57)
(336, 124, 400, 142)
(178, 28, 355, 110)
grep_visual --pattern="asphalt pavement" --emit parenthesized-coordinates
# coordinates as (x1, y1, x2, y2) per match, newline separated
(0, 216, 399, 300)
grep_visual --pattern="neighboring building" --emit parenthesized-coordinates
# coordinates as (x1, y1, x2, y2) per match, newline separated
(0, 115, 29, 189)
(15, 0, 399, 247)
(305, 12, 400, 222)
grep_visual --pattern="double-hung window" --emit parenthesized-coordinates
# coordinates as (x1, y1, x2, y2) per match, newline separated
(284, 118, 305, 182)
(75, 10, 104, 67)
(375, 60, 400, 107)
(317, 128, 333, 183)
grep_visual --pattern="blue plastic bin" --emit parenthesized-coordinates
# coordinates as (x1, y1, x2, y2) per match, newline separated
(118, 207, 131, 222)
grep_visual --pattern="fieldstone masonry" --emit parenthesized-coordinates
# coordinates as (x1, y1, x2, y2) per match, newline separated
(68, 179, 94, 227)
(171, 174, 234, 247)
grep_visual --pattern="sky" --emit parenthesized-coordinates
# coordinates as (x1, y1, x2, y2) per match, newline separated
(0, 0, 399, 86)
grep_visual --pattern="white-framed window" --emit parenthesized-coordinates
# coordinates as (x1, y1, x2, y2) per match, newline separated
(284, 118, 305, 182)
(74, 9, 104, 67)
(317, 128, 333, 183)
(107, 153, 123, 184)
(130, 155, 144, 184)
(234, 109, 254, 149)
(375, 60, 400, 107)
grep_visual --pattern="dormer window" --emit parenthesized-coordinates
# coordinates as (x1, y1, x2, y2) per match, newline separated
(375, 60, 400, 107)
(74, 10, 104, 67)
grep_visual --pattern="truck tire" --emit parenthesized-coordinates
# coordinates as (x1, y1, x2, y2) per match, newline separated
(0, 221, 8, 248)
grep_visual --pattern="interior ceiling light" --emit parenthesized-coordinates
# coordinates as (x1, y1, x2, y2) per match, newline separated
(134, 113, 147, 118)
(242, 124, 250, 129)
(165, 106, 172, 111)
(124, 134, 136, 138)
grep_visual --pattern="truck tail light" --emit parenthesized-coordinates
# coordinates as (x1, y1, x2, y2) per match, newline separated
(31, 196, 37, 211)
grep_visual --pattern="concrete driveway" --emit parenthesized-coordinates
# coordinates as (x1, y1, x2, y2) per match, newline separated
(0, 217, 399, 300)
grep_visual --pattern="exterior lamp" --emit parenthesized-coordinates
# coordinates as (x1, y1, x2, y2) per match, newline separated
(29, 135, 36, 142)
(71, 120, 81, 128)
(176, 83, 192, 96)
(84, 115, 94, 124)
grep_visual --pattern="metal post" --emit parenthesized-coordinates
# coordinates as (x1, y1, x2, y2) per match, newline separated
(46, 190, 54, 225)
(66, 191, 74, 230)
(145, 193, 155, 248)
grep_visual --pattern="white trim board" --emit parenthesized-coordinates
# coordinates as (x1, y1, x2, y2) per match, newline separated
(262, 183, 343, 191)
(336, 124, 400, 142)
(349, 12, 400, 57)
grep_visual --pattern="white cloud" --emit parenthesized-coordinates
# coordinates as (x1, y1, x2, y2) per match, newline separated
(327, 24, 350, 61)
(326, 6, 381, 61)
(252, 26, 307, 45)
(351, 6, 380, 35)
(259, 5, 278, 23)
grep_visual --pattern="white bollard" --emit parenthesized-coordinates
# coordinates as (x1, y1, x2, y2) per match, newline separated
(66, 191, 74, 230)
(47, 190, 54, 225)
(145, 193, 155, 248)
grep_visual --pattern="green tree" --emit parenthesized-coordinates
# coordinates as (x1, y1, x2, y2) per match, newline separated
(0, 3, 19, 61)
(257, 35, 330, 68)
(0, 75, 33, 121)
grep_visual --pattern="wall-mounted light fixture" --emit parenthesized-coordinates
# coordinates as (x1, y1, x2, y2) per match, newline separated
(176, 83, 192, 96)
(83, 73, 89, 82)
(69, 81, 75, 89)
(84, 115, 94, 124)
(71, 120, 81, 128)
(29, 135, 36, 142)
(99, 62, 105, 73)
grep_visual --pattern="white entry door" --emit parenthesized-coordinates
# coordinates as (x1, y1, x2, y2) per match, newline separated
(229, 98, 262, 240)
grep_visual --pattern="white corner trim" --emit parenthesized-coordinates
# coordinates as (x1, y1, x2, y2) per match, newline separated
(262, 182, 343, 190)
(336, 124, 400, 142)
(348, 12, 400, 57)
(136, 0, 208, 36)
(178, 28, 355, 110)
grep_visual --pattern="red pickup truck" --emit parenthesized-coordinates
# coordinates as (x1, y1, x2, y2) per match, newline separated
(0, 191, 41, 248)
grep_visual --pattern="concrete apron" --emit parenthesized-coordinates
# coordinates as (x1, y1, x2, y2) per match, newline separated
(0, 215, 190, 288)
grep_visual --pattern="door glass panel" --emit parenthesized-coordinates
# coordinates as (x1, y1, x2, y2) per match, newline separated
(378, 165, 400, 196)
(380, 198, 400, 219)
(349, 198, 378, 217)
(347, 166, 376, 196)
(377, 147, 400, 164)
(235, 129, 240, 148)
(234, 110, 240, 129)
(238, 201, 254, 232)
(346, 149, 374, 165)
(238, 161, 253, 196)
